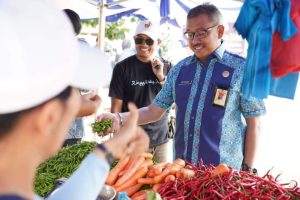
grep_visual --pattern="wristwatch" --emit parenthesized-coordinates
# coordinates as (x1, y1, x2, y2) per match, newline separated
(241, 163, 257, 173)
(96, 143, 116, 165)
(116, 112, 123, 126)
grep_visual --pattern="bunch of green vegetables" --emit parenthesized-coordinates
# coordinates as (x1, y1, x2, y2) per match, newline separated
(91, 119, 113, 137)
(146, 191, 163, 200)
(34, 142, 95, 197)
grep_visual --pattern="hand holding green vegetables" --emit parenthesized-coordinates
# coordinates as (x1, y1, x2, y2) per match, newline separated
(91, 119, 113, 137)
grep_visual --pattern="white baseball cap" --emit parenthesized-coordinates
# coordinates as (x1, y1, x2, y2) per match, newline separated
(135, 20, 160, 40)
(0, 0, 111, 114)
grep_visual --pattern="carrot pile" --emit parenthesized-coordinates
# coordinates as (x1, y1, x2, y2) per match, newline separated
(157, 161, 300, 199)
(105, 153, 189, 200)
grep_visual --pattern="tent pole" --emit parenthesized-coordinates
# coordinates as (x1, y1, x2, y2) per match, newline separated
(95, 0, 130, 120)
(97, 0, 106, 50)
(97, 0, 130, 50)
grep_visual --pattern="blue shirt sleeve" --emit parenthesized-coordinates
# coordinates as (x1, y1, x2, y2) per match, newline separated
(153, 65, 175, 109)
(47, 153, 110, 200)
(240, 96, 266, 118)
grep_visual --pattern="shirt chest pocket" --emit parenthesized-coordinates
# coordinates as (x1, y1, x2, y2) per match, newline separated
(173, 63, 197, 106)
(175, 79, 193, 104)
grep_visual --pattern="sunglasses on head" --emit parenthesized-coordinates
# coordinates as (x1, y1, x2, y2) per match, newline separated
(134, 37, 154, 46)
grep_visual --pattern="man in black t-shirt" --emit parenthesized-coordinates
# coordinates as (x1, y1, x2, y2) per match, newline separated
(109, 20, 173, 162)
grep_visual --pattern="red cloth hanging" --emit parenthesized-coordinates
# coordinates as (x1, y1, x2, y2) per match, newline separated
(271, 0, 300, 78)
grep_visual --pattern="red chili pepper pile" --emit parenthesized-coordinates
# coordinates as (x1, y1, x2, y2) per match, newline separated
(158, 161, 300, 199)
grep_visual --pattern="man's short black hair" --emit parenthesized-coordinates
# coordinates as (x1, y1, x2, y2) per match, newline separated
(187, 3, 223, 25)
(63, 9, 82, 35)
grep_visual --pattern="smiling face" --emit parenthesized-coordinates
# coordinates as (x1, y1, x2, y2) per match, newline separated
(134, 34, 160, 63)
(186, 14, 224, 63)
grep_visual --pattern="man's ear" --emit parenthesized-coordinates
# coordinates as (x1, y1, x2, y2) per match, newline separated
(34, 100, 63, 136)
(217, 25, 225, 39)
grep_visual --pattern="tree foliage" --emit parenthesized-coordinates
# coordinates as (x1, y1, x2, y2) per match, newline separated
(81, 17, 138, 40)
(105, 18, 129, 40)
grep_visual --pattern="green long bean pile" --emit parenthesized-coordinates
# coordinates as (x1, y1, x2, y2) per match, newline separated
(34, 142, 95, 197)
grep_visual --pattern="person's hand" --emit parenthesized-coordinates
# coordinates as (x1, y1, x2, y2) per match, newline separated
(96, 112, 121, 134)
(103, 103, 149, 159)
(77, 92, 101, 117)
(151, 57, 165, 82)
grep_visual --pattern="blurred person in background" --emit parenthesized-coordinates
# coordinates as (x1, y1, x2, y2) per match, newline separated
(64, 9, 88, 44)
(63, 9, 101, 147)
(115, 38, 135, 63)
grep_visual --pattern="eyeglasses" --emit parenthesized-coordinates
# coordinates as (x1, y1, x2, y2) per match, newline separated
(134, 37, 154, 46)
(184, 24, 219, 40)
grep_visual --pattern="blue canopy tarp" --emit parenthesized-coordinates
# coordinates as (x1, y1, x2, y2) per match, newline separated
(57, 0, 242, 27)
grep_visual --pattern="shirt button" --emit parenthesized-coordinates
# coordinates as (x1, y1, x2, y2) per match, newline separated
(190, 134, 193, 137)
(191, 116, 194, 120)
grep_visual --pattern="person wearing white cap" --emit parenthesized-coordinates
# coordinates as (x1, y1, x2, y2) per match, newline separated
(0, 0, 149, 200)
(109, 20, 173, 162)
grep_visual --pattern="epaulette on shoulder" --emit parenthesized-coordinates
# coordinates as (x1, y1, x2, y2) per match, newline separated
(176, 55, 194, 66)
(224, 51, 245, 62)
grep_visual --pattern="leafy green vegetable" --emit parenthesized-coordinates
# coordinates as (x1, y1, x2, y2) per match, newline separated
(111, 159, 119, 170)
(91, 119, 113, 137)
(34, 142, 95, 197)
(140, 184, 152, 191)
(146, 190, 163, 200)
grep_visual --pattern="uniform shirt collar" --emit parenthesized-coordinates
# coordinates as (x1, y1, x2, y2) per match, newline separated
(213, 40, 225, 60)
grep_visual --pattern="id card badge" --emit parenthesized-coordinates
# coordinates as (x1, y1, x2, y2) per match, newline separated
(212, 86, 229, 107)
